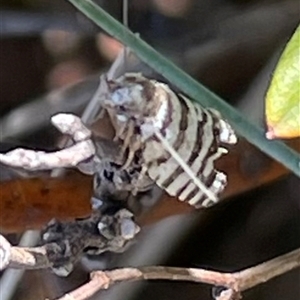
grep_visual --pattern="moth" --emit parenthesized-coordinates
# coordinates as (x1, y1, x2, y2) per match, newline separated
(0, 51, 237, 212)
(99, 72, 237, 208)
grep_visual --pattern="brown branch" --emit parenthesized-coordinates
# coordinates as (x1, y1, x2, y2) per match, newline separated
(0, 208, 140, 276)
(55, 248, 300, 300)
(233, 248, 300, 291)
(0, 235, 51, 271)
(51, 114, 92, 143)
(1, 233, 299, 300)
(0, 234, 11, 270)
(8, 245, 51, 270)
(0, 113, 98, 173)
(0, 141, 95, 171)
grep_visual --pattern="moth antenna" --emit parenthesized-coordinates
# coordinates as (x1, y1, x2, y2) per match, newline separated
(154, 130, 219, 203)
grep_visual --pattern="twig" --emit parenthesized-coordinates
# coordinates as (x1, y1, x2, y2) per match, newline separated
(1, 232, 299, 300)
(51, 114, 92, 142)
(8, 244, 51, 270)
(0, 235, 60, 271)
(0, 113, 100, 174)
(0, 141, 95, 171)
(0, 231, 40, 300)
(0, 208, 140, 276)
(54, 248, 298, 300)
(233, 248, 300, 291)
(0, 235, 11, 270)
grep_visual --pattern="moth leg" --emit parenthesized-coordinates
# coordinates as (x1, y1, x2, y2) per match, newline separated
(122, 139, 142, 170)
(121, 120, 134, 151)
(113, 121, 125, 141)
(131, 164, 149, 195)
(120, 120, 143, 170)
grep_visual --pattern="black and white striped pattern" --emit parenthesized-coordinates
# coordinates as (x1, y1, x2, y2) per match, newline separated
(102, 73, 237, 208)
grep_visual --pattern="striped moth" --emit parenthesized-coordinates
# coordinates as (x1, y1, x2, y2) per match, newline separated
(99, 72, 237, 208)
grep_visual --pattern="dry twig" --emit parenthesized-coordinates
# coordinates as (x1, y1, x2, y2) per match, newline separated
(1, 234, 299, 300)
(0, 208, 140, 276)
(0, 234, 11, 270)
(0, 141, 95, 171)
(51, 248, 300, 300)
(55, 248, 300, 300)
(0, 113, 101, 175)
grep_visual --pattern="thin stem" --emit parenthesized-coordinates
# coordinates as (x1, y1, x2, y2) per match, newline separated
(66, 0, 300, 177)
(55, 249, 300, 300)
(235, 248, 300, 291)
(9, 246, 51, 270)
(1, 234, 299, 300)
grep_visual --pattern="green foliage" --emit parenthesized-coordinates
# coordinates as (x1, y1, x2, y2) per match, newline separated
(266, 26, 300, 139)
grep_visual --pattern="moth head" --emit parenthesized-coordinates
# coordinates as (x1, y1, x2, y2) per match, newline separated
(103, 74, 155, 121)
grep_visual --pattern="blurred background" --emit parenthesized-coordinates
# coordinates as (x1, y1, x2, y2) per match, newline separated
(0, 0, 299, 299)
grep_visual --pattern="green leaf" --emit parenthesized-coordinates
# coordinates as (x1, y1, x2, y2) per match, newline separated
(266, 26, 300, 139)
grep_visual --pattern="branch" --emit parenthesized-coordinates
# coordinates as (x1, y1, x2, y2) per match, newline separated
(1, 229, 299, 300)
(8, 244, 51, 270)
(56, 248, 300, 300)
(0, 235, 52, 271)
(0, 141, 95, 171)
(0, 113, 100, 175)
(0, 208, 140, 276)
(51, 114, 92, 142)
(0, 235, 11, 270)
